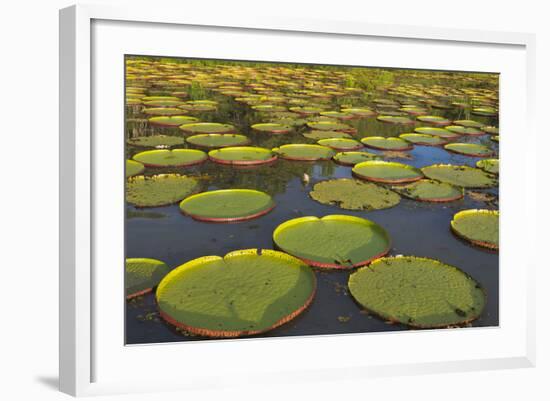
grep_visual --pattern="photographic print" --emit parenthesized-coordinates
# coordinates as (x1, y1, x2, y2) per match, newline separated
(125, 55, 499, 344)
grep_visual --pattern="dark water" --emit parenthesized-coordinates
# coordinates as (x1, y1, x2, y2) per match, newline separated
(125, 87, 499, 345)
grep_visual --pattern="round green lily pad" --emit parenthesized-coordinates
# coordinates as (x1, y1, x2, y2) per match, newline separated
(333, 151, 380, 166)
(126, 159, 144, 178)
(361, 136, 413, 151)
(392, 179, 463, 202)
(341, 107, 376, 117)
(141, 96, 180, 102)
(126, 258, 170, 299)
(414, 127, 459, 139)
(319, 111, 355, 120)
(127, 135, 186, 148)
(353, 161, 423, 184)
(142, 107, 183, 116)
(416, 115, 451, 125)
(179, 189, 275, 222)
(289, 106, 323, 115)
(399, 133, 448, 146)
(317, 138, 363, 151)
(451, 209, 499, 250)
(444, 125, 484, 136)
(156, 249, 316, 337)
(148, 115, 198, 127)
(273, 215, 391, 269)
(444, 143, 493, 157)
(126, 174, 199, 207)
(252, 104, 287, 112)
(472, 107, 497, 116)
(482, 126, 499, 134)
(132, 149, 207, 167)
(310, 178, 400, 211)
(476, 159, 499, 174)
(491, 135, 500, 142)
(377, 115, 414, 125)
(272, 144, 335, 161)
(453, 119, 484, 128)
(143, 100, 184, 107)
(251, 123, 292, 134)
(306, 121, 354, 132)
(208, 146, 277, 166)
(186, 134, 250, 148)
(179, 122, 236, 134)
(303, 130, 351, 140)
(348, 256, 485, 328)
(421, 164, 497, 188)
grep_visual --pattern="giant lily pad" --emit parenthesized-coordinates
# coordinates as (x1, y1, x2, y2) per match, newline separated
(156, 249, 316, 337)
(399, 133, 448, 146)
(319, 111, 355, 120)
(251, 123, 292, 134)
(361, 136, 413, 151)
(392, 179, 463, 202)
(451, 209, 499, 250)
(482, 126, 499, 135)
(272, 144, 335, 161)
(179, 189, 275, 222)
(348, 256, 485, 328)
(208, 146, 277, 165)
(127, 135, 186, 148)
(126, 159, 144, 178)
(416, 115, 451, 126)
(341, 107, 376, 117)
(126, 174, 199, 207)
(148, 115, 199, 127)
(142, 107, 183, 116)
(179, 122, 236, 134)
(421, 164, 497, 188)
(414, 127, 459, 139)
(186, 134, 250, 148)
(444, 125, 484, 136)
(306, 121, 354, 132)
(444, 143, 493, 157)
(132, 149, 207, 167)
(273, 215, 391, 269)
(126, 258, 170, 299)
(303, 130, 351, 140)
(453, 119, 484, 128)
(491, 135, 500, 142)
(472, 107, 498, 116)
(252, 104, 287, 113)
(353, 161, 423, 184)
(376, 115, 415, 125)
(333, 151, 380, 166)
(476, 159, 499, 174)
(143, 100, 184, 107)
(310, 178, 400, 211)
(317, 138, 363, 151)
(289, 106, 324, 115)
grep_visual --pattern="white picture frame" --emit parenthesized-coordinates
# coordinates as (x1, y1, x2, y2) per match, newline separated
(59, 3, 536, 397)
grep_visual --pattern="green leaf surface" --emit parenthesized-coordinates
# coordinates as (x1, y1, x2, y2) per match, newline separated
(126, 258, 170, 298)
(392, 179, 463, 202)
(421, 164, 497, 188)
(132, 149, 207, 167)
(353, 161, 423, 184)
(126, 159, 144, 178)
(186, 134, 250, 148)
(126, 174, 199, 207)
(361, 136, 412, 151)
(272, 144, 335, 161)
(451, 209, 499, 249)
(127, 135, 186, 147)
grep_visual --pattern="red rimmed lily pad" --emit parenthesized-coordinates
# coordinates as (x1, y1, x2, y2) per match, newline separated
(451, 209, 499, 250)
(179, 122, 236, 134)
(127, 135, 186, 148)
(352, 161, 423, 184)
(126, 174, 200, 207)
(251, 123, 293, 134)
(341, 107, 377, 117)
(361, 136, 413, 151)
(317, 138, 363, 151)
(148, 115, 199, 127)
(399, 133, 448, 146)
(126, 258, 170, 299)
(132, 149, 207, 167)
(272, 144, 335, 161)
(186, 134, 250, 148)
(306, 121, 355, 133)
(377, 115, 415, 125)
(444, 143, 493, 157)
(303, 130, 352, 140)
(208, 146, 277, 166)
(126, 159, 144, 178)
(416, 115, 451, 126)
(392, 179, 464, 202)
(142, 107, 183, 116)
(444, 125, 484, 136)
(273, 215, 391, 269)
(453, 119, 484, 128)
(332, 151, 381, 166)
(476, 159, 499, 175)
(414, 127, 459, 139)
(472, 107, 498, 117)
(421, 164, 497, 188)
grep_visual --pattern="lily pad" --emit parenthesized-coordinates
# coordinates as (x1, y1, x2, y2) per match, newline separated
(142, 107, 183, 116)
(444, 143, 493, 157)
(491, 135, 500, 142)
(310, 178, 400, 211)
(361, 136, 413, 151)
(333, 151, 380, 166)
(148, 115, 199, 127)
(273, 215, 391, 269)
(251, 123, 292, 134)
(319, 111, 355, 120)
(179, 122, 236, 134)
(126, 159, 144, 178)
(252, 104, 287, 113)
(348, 256, 485, 328)
(127, 135, 186, 148)
(341, 108, 376, 117)
(399, 133, 448, 146)
(126, 258, 170, 299)
(208, 146, 277, 165)
(392, 179, 463, 202)
(353, 161, 423, 184)
(289, 106, 324, 115)
(453, 119, 484, 128)
(414, 127, 459, 139)
(306, 121, 354, 132)
(451, 209, 499, 250)
(482, 126, 499, 134)
(179, 189, 275, 222)
(421, 164, 497, 188)
(143, 100, 184, 107)
(156, 249, 316, 337)
(303, 130, 351, 140)
(317, 138, 363, 151)
(476, 159, 499, 174)
(132, 149, 207, 167)
(376, 115, 415, 125)
(272, 144, 335, 161)
(444, 125, 484, 136)
(472, 107, 498, 116)
(126, 174, 199, 207)
(416, 115, 451, 125)
(186, 134, 250, 148)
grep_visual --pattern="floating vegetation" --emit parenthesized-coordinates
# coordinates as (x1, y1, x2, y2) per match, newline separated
(179, 122, 236, 134)
(491, 135, 500, 142)
(126, 174, 199, 207)
(309, 178, 400, 211)
(444, 143, 493, 157)
(126, 258, 170, 299)
(482, 126, 499, 134)
(340, 107, 376, 117)
(186, 134, 250, 148)
(156, 249, 316, 337)
(148, 115, 198, 127)
(332, 151, 380, 166)
(353, 161, 423, 184)
(421, 164, 497, 188)
(444, 125, 484, 136)
(142, 107, 183, 116)
(126, 159, 144, 178)
(306, 121, 354, 132)
(348, 256, 485, 328)
(251, 104, 287, 113)
(290, 106, 324, 115)
(399, 133, 448, 146)
(302, 130, 351, 140)
(208, 146, 277, 166)
(361, 136, 413, 151)
(416, 115, 451, 126)
(272, 144, 335, 161)
(376, 115, 414, 125)
(414, 127, 459, 139)
(317, 138, 363, 151)
(273, 215, 391, 269)
(179, 189, 275, 222)
(127, 135, 186, 148)
(472, 107, 498, 116)
(132, 149, 207, 167)
(476, 159, 499, 175)
(453, 119, 484, 128)
(251, 123, 293, 134)
(451, 209, 499, 250)
(392, 179, 463, 202)
(319, 111, 355, 120)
